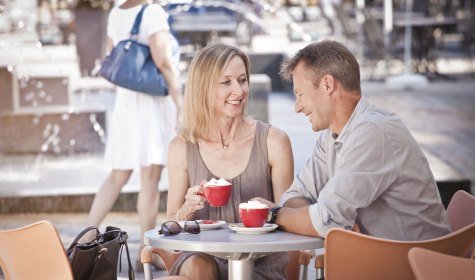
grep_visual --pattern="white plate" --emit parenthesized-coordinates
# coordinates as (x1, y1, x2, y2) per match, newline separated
(229, 223, 278, 234)
(179, 220, 226, 231)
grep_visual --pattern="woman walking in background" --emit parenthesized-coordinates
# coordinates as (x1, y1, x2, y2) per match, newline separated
(84, 0, 182, 271)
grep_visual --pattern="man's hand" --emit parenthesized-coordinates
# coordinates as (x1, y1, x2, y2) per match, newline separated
(250, 197, 277, 208)
(253, 197, 322, 237)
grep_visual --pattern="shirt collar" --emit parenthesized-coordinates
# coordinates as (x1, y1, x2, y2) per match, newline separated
(333, 96, 369, 143)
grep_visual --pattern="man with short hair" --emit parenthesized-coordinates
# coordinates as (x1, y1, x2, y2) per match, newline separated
(258, 40, 450, 240)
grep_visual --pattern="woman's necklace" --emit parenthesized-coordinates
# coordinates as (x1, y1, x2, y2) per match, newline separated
(219, 121, 243, 150)
(221, 138, 230, 150)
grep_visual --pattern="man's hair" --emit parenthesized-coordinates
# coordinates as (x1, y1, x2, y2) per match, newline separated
(180, 43, 250, 142)
(280, 40, 361, 93)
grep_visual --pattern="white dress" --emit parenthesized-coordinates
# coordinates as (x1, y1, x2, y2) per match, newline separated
(104, 4, 178, 169)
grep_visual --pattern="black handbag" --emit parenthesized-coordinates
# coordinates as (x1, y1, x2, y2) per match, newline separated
(99, 4, 169, 96)
(67, 226, 134, 280)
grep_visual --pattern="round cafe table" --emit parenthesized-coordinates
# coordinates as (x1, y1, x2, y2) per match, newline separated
(144, 224, 323, 280)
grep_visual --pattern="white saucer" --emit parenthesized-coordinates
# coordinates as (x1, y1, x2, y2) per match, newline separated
(179, 220, 226, 231)
(229, 223, 278, 234)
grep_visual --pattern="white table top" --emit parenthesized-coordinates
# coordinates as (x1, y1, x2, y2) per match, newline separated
(144, 225, 323, 253)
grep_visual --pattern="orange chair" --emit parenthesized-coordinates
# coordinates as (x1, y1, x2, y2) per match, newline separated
(408, 247, 475, 280)
(141, 246, 182, 279)
(293, 249, 315, 280)
(0, 221, 183, 280)
(286, 250, 306, 280)
(446, 190, 475, 231)
(0, 220, 74, 280)
(324, 223, 475, 280)
(303, 191, 475, 280)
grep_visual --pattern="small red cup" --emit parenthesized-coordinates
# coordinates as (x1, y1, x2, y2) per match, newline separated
(239, 206, 269, 227)
(203, 184, 232, 207)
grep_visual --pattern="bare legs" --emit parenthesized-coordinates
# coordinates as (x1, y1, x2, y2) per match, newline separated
(80, 169, 133, 243)
(85, 164, 164, 268)
(137, 165, 163, 250)
(179, 254, 219, 280)
(87, 169, 133, 228)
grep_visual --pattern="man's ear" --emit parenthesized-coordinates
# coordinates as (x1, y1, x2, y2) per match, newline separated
(322, 74, 335, 94)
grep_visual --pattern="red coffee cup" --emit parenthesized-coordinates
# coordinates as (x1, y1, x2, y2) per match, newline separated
(203, 184, 232, 207)
(239, 202, 269, 227)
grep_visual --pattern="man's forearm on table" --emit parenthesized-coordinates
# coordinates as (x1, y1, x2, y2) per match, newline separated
(276, 205, 321, 237)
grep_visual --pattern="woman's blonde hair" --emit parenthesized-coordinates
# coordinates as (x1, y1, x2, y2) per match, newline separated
(180, 43, 250, 143)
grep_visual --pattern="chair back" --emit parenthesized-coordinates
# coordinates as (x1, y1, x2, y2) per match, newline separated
(324, 223, 475, 280)
(446, 190, 475, 231)
(0, 220, 73, 280)
(408, 247, 475, 280)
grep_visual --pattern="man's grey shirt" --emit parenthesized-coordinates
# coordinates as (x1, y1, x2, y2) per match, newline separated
(280, 96, 451, 240)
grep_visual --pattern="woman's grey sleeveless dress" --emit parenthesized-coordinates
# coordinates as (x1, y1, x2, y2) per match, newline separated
(169, 121, 288, 280)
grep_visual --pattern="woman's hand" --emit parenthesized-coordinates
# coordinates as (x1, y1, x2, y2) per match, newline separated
(177, 181, 207, 220)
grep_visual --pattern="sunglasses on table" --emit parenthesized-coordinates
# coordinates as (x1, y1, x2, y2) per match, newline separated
(159, 221, 201, 236)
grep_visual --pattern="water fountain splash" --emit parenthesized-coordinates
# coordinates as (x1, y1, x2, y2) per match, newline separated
(36, 81, 44, 89)
(61, 113, 70, 121)
(17, 20, 25, 29)
(41, 123, 61, 153)
(32, 116, 40, 125)
(89, 113, 106, 144)
(18, 74, 30, 87)
(24, 91, 34, 101)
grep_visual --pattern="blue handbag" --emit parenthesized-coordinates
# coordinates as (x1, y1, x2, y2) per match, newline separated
(99, 4, 168, 96)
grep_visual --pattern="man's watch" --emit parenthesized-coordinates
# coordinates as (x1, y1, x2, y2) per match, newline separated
(267, 206, 282, 223)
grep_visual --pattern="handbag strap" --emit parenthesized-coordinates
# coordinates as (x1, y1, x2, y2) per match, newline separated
(129, 4, 150, 37)
(103, 228, 134, 280)
(112, 230, 134, 280)
(66, 226, 100, 255)
(119, 235, 135, 280)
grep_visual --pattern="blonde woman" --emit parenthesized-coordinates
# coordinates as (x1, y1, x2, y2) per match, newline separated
(165, 44, 294, 279)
